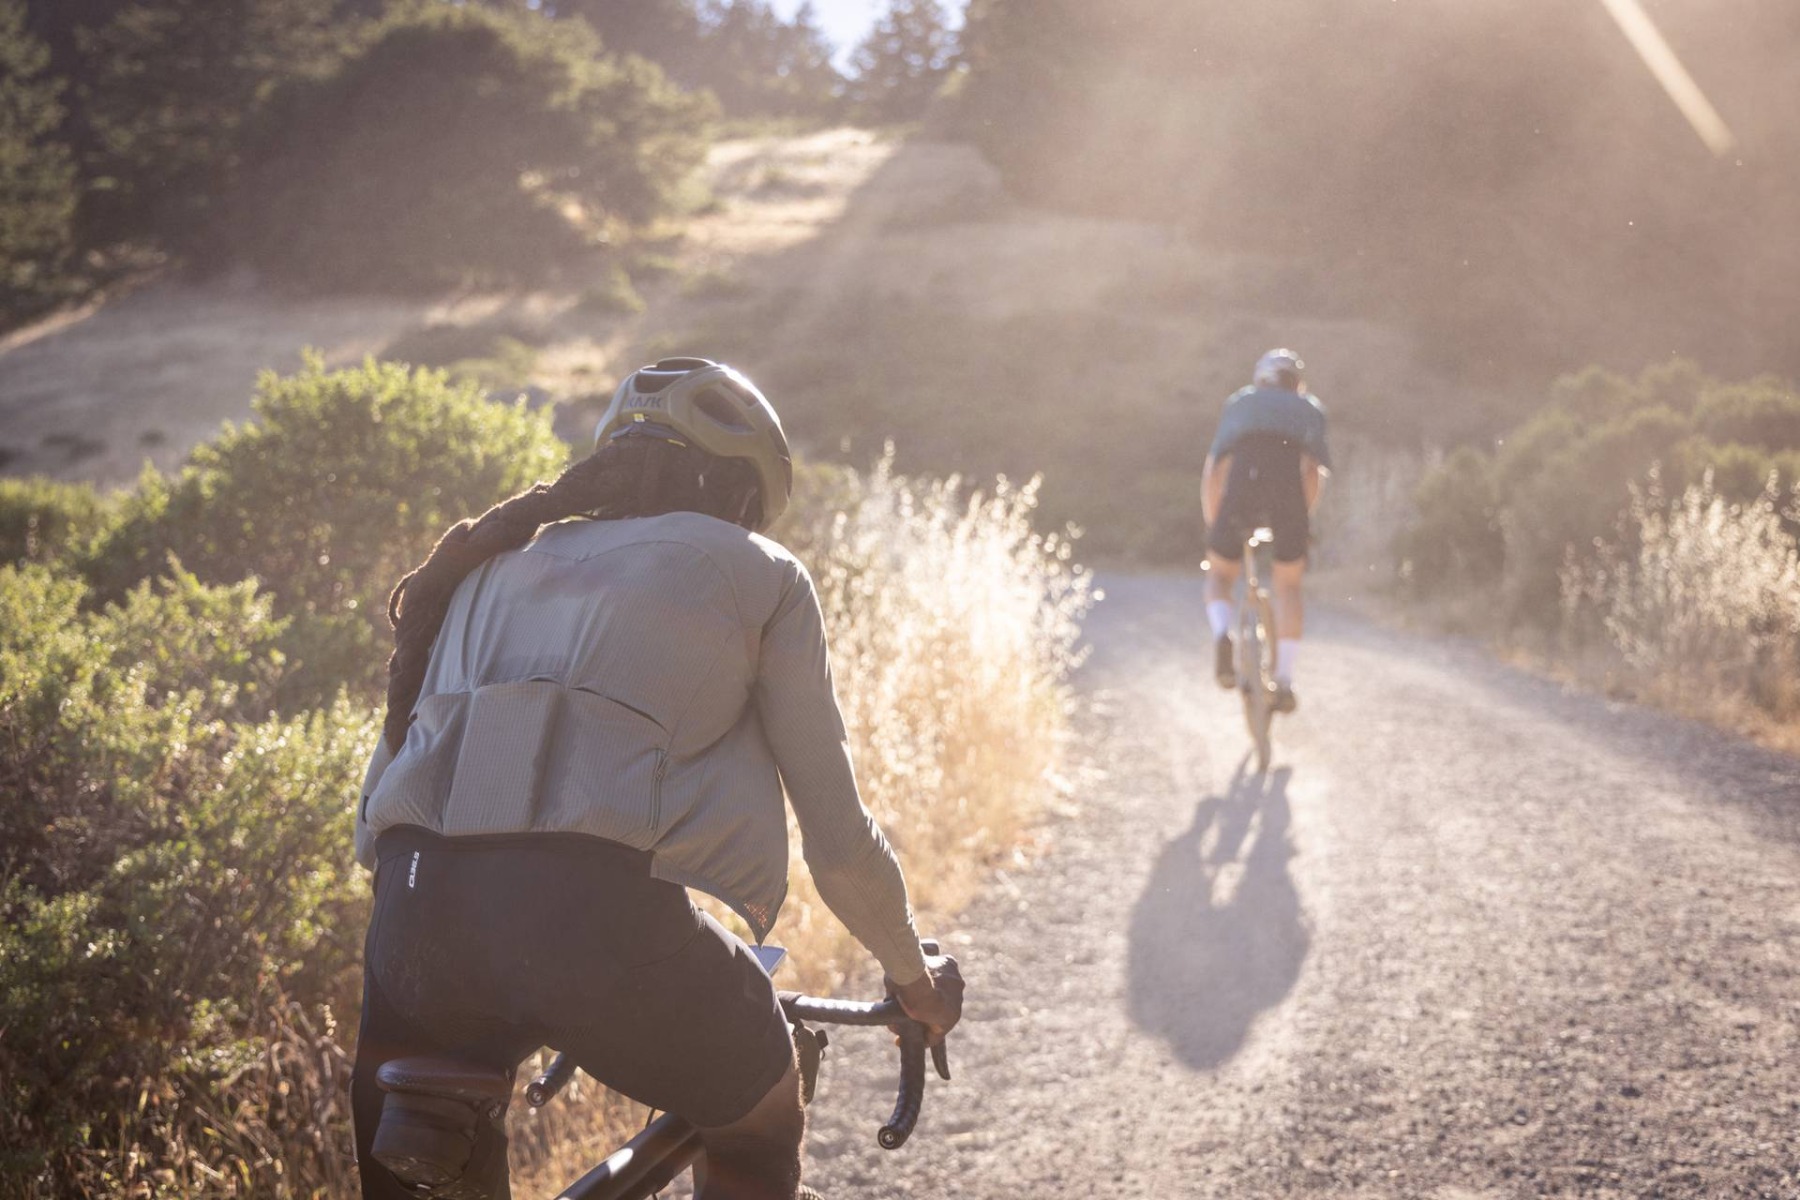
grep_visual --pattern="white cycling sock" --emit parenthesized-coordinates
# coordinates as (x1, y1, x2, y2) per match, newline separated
(1275, 639, 1301, 685)
(1207, 600, 1235, 640)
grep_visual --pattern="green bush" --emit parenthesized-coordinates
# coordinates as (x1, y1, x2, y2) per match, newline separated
(0, 476, 118, 566)
(0, 558, 374, 1197)
(85, 356, 568, 701)
(0, 564, 294, 887)
(235, 4, 713, 291)
(1395, 446, 1504, 593)
(1492, 406, 1580, 493)
(0, 357, 587, 1195)
(1693, 378, 1800, 453)
(1663, 438, 1787, 503)
(1398, 359, 1800, 628)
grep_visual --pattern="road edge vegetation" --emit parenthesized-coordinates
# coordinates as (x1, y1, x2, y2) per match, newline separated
(1395, 359, 1800, 750)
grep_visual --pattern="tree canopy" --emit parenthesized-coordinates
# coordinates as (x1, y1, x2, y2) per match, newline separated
(234, 4, 713, 290)
(849, 0, 956, 121)
(0, 0, 77, 320)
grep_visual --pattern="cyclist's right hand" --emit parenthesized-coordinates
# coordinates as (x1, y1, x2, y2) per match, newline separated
(888, 951, 964, 1046)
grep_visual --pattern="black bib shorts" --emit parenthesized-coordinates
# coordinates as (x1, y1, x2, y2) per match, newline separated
(1207, 433, 1312, 565)
(351, 829, 794, 1198)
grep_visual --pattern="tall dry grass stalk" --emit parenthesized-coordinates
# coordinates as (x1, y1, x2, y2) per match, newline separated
(776, 453, 1095, 993)
(1560, 469, 1800, 734)
(508, 454, 1095, 1192)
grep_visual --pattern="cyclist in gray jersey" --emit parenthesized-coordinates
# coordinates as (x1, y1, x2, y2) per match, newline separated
(351, 358, 962, 1200)
(1202, 349, 1332, 714)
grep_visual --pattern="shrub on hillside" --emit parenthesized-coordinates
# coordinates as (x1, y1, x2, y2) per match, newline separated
(0, 561, 373, 1199)
(1664, 438, 1800, 509)
(1499, 405, 1688, 619)
(1394, 446, 1503, 593)
(86, 357, 568, 703)
(235, 5, 713, 290)
(1562, 472, 1800, 724)
(1399, 361, 1800, 626)
(0, 476, 118, 566)
(1694, 380, 1800, 453)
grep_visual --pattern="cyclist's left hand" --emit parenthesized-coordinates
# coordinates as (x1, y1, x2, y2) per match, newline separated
(887, 952, 964, 1046)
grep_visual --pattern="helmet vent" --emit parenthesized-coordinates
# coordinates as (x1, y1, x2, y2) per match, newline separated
(694, 386, 753, 432)
(635, 357, 716, 394)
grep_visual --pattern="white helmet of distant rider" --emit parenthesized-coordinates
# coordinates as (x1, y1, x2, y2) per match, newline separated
(1253, 349, 1305, 393)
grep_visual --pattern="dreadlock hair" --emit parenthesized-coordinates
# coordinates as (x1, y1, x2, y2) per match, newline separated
(381, 435, 759, 754)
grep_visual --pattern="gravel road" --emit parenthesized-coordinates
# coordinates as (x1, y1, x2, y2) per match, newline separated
(801, 574, 1800, 1199)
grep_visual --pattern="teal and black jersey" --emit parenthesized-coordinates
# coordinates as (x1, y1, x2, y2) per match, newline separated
(1208, 386, 1332, 470)
(1206, 386, 1331, 564)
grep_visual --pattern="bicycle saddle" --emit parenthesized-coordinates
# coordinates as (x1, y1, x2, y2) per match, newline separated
(376, 1056, 513, 1105)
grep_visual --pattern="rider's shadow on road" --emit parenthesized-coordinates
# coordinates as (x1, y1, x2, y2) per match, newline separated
(1125, 762, 1309, 1070)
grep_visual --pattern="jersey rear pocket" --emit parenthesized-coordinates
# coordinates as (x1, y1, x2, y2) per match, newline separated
(532, 686, 669, 846)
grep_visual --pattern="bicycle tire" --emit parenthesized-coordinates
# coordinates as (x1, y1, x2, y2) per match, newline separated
(1244, 675, 1271, 775)
(1238, 587, 1275, 774)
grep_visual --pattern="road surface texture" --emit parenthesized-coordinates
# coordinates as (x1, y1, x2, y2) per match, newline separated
(802, 574, 1800, 1199)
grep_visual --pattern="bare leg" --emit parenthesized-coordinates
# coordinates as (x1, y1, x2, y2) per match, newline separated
(1204, 554, 1246, 685)
(694, 1060, 804, 1200)
(1205, 555, 1242, 606)
(1270, 558, 1307, 694)
(1271, 559, 1306, 640)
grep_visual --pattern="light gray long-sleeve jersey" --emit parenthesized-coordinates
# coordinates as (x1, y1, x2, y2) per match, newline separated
(355, 510, 927, 984)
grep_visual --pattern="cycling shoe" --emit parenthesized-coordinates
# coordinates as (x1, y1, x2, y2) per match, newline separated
(1272, 683, 1298, 714)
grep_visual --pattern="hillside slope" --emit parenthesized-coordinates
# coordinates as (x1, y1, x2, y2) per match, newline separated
(0, 128, 1474, 561)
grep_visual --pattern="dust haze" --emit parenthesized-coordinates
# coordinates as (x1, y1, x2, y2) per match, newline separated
(959, 0, 1800, 384)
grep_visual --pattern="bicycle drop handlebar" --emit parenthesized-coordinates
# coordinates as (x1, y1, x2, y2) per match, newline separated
(776, 993, 952, 1150)
(525, 991, 951, 1151)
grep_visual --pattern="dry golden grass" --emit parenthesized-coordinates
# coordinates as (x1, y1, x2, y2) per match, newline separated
(775, 454, 1094, 992)
(502, 455, 1094, 1195)
(1559, 471, 1800, 750)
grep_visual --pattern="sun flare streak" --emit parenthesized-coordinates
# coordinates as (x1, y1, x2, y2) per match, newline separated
(1597, 0, 1736, 156)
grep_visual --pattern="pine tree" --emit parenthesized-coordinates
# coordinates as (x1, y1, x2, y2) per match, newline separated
(558, 0, 700, 61)
(73, 0, 349, 254)
(0, 0, 76, 315)
(691, 0, 842, 117)
(848, 0, 955, 121)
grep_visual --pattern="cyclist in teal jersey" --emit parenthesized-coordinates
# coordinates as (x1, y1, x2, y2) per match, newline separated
(1202, 350, 1332, 713)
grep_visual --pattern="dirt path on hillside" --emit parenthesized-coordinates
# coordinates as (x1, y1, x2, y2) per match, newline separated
(0, 131, 898, 486)
(800, 577, 1800, 1199)
(1, 129, 1449, 572)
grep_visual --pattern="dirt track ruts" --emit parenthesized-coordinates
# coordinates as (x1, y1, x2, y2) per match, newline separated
(802, 574, 1800, 1199)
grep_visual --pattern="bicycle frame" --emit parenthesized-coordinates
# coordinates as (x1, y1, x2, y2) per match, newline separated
(551, 1110, 701, 1200)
